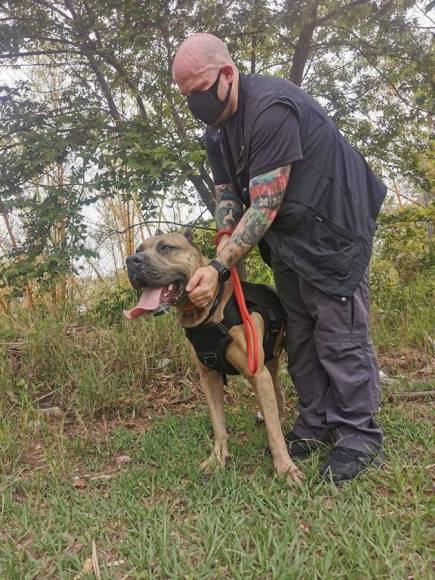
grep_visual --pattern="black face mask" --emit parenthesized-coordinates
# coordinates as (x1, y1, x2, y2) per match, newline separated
(187, 70, 232, 125)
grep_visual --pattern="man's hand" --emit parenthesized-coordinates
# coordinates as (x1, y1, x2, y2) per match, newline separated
(186, 265, 219, 308)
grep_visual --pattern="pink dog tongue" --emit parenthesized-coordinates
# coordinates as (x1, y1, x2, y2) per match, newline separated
(123, 287, 163, 320)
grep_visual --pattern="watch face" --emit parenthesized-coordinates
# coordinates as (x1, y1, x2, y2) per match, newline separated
(221, 268, 231, 281)
(210, 260, 230, 281)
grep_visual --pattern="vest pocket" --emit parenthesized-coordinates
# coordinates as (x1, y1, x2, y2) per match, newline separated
(282, 209, 359, 286)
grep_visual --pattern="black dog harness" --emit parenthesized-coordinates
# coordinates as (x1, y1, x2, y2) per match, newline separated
(185, 282, 285, 380)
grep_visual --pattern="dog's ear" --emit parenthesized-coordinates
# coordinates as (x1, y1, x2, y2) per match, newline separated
(183, 228, 194, 245)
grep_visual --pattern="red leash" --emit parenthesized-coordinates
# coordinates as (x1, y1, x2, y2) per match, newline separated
(215, 230, 259, 374)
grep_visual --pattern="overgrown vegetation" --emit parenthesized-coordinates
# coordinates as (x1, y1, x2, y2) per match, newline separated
(0, 221, 433, 576)
(1, 208, 433, 418)
(371, 206, 434, 354)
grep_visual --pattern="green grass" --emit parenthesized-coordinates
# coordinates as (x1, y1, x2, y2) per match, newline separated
(1, 384, 433, 579)
(0, 274, 433, 578)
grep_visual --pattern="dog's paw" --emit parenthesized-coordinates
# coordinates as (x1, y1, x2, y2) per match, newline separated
(200, 449, 230, 473)
(200, 455, 224, 473)
(276, 461, 304, 486)
(286, 464, 304, 486)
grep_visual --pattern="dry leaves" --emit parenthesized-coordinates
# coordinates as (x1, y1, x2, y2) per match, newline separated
(72, 477, 87, 489)
(82, 558, 93, 575)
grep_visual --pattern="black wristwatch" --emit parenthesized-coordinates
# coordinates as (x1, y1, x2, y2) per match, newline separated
(209, 259, 231, 282)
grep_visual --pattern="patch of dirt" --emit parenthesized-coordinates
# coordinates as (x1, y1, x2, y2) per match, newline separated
(388, 400, 435, 423)
(378, 348, 433, 378)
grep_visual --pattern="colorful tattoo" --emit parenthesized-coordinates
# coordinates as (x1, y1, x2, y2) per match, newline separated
(214, 183, 243, 232)
(217, 165, 291, 268)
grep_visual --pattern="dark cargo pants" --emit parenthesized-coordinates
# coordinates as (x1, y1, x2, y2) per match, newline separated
(271, 254, 383, 453)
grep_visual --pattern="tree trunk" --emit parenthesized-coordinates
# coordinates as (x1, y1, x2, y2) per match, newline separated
(0, 203, 34, 308)
(290, 5, 319, 87)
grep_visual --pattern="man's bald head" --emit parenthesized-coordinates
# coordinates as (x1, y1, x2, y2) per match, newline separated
(172, 33, 240, 124)
(172, 33, 236, 92)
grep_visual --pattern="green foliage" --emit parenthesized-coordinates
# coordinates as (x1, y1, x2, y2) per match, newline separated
(369, 204, 434, 350)
(189, 223, 216, 260)
(375, 204, 434, 282)
(91, 278, 138, 324)
(371, 270, 434, 351)
(0, 0, 433, 299)
(245, 248, 274, 285)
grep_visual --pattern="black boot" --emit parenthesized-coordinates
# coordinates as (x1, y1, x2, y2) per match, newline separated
(320, 446, 382, 483)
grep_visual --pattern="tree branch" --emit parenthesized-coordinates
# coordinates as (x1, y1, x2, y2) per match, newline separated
(289, 4, 318, 86)
(63, 0, 122, 123)
(0, 49, 81, 59)
(80, 0, 148, 120)
(315, 0, 370, 26)
(31, 0, 73, 22)
(341, 28, 434, 115)
(97, 215, 213, 246)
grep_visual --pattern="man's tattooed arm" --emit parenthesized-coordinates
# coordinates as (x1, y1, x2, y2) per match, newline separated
(214, 183, 244, 232)
(216, 165, 291, 268)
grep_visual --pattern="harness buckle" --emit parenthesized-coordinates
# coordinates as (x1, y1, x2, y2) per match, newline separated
(268, 309, 281, 333)
(203, 352, 218, 368)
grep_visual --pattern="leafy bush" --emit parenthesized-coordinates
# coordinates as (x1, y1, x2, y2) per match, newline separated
(91, 276, 137, 324)
(371, 270, 434, 351)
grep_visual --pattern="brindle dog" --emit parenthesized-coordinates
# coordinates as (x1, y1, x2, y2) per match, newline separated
(125, 231, 302, 484)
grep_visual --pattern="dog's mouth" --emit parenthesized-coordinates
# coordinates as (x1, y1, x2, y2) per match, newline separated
(123, 280, 186, 320)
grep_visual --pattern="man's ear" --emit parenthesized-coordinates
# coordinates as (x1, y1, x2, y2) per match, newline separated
(183, 228, 194, 245)
(221, 64, 234, 83)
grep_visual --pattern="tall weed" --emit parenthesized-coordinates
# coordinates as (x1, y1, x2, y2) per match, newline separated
(0, 302, 190, 419)
(371, 269, 434, 351)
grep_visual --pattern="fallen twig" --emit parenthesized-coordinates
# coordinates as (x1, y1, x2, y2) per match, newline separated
(388, 390, 435, 401)
(92, 540, 101, 580)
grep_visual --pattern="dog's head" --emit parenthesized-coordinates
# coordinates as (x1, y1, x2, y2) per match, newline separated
(124, 231, 202, 319)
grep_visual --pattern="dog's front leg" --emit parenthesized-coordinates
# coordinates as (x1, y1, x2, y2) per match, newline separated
(250, 367, 303, 485)
(266, 356, 285, 422)
(198, 367, 230, 471)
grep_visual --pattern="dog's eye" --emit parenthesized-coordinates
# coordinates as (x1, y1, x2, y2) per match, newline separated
(159, 244, 177, 252)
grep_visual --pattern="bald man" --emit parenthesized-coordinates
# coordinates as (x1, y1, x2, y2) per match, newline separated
(173, 33, 386, 483)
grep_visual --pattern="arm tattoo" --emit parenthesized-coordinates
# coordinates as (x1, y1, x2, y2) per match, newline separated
(216, 165, 291, 268)
(214, 183, 244, 232)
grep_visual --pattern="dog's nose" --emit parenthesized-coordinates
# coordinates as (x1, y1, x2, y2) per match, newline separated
(126, 254, 144, 268)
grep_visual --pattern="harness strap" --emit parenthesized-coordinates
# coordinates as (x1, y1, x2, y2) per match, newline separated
(201, 281, 225, 325)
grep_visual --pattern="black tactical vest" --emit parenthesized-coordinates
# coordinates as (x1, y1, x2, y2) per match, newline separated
(207, 74, 387, 301)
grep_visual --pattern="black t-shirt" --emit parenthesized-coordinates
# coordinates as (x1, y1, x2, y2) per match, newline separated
(206, 104, 303, 186)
